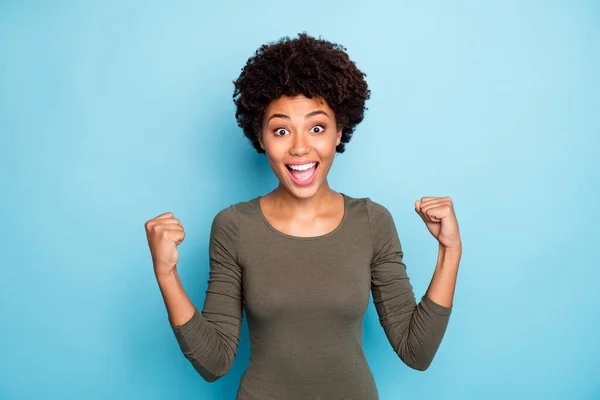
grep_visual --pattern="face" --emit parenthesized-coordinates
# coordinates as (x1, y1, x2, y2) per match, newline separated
(258, 95, 342, 199)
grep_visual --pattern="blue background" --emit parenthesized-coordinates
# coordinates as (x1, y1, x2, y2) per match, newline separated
(1, 1, 598, 399)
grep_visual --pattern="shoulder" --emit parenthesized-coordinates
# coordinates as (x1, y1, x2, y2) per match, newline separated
(343, 194, 393, 224)
(365, 198, 393, 221)
(213, 196, 258, 222)
(210, 202, 243, 245)
(211, 196, 261, 233)
(362, 197, 398, 242)
(342, 194, 399, 254)
(212, 204, 237, 228)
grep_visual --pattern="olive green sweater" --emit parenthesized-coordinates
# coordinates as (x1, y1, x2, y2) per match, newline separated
(170, 194, 452, 399)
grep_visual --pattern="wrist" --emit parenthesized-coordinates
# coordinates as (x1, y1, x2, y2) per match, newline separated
(155, 266, 179, 282)
(440, 242, 462, 253)
(437, 242, 461, 265)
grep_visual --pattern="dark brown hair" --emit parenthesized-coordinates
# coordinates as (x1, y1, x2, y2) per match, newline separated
(233, 33, 371, 153)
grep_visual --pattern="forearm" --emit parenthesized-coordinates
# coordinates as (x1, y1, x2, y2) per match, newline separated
(425, 242, 462, 308)
(155, 267, 196, 327)
(159, 265, 238, 383)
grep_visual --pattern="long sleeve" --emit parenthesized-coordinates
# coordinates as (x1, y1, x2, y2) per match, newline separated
(170, 205, 244, 382)
(367, 199, 452, 371)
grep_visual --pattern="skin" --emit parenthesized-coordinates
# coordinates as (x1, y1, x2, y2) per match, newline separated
(255, 93, 463, 308)
(148, 95, 463, 329)
(256, 94, 345, 237)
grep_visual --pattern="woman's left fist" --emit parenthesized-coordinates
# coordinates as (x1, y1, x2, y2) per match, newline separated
(415, 196, 461, 250)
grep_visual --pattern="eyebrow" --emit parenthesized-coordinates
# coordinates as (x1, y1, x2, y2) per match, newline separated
(267, 110, 330, 123)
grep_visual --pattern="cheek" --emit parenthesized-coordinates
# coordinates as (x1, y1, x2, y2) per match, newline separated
(262, 137, 284, 157)
(265, 156, 286, 179)
(318, 137, 338, 158)
(263, 144, 287, 170)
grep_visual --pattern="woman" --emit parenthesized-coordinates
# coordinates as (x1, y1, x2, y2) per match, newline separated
(145, 33, 462, 400)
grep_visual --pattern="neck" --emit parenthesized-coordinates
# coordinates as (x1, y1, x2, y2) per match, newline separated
(268, 182, 337, 216)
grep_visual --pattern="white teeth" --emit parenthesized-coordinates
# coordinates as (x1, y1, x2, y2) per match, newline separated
(288, 162, 316, 171)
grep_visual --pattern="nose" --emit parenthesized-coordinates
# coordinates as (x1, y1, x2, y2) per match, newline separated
(290, 132, 310, 156)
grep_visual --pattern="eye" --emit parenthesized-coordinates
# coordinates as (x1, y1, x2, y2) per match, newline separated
(311, 125, 325, 134)
(273, 127, 289, 136)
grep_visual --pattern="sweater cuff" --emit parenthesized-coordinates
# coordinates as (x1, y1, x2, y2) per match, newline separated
(421, 294, 453, 316)
(170, 308, 202, 335)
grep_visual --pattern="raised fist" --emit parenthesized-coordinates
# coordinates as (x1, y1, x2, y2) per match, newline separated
(144, 212, 186, 276)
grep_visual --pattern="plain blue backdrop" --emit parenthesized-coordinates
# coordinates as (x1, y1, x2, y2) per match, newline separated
(1, 1, 598, 399)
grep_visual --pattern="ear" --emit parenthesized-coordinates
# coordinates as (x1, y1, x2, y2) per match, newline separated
(257, 132, 265, 150)
(335, 127, 342, 146)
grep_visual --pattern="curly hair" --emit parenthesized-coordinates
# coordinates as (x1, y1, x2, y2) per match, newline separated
(232, 33, 371, 154)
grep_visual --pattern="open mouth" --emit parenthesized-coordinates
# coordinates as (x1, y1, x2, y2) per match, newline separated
(285, 162, 319, 186)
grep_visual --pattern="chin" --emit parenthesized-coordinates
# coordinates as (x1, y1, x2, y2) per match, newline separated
(286, 184, 322, 199)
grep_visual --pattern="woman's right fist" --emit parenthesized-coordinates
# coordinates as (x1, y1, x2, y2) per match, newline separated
(144, 212, 186, 276)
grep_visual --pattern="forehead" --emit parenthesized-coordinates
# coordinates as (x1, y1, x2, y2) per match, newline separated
(265, 94, 332, 116)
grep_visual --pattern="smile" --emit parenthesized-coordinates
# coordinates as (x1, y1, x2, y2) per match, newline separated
(286, 162, 319, 186)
